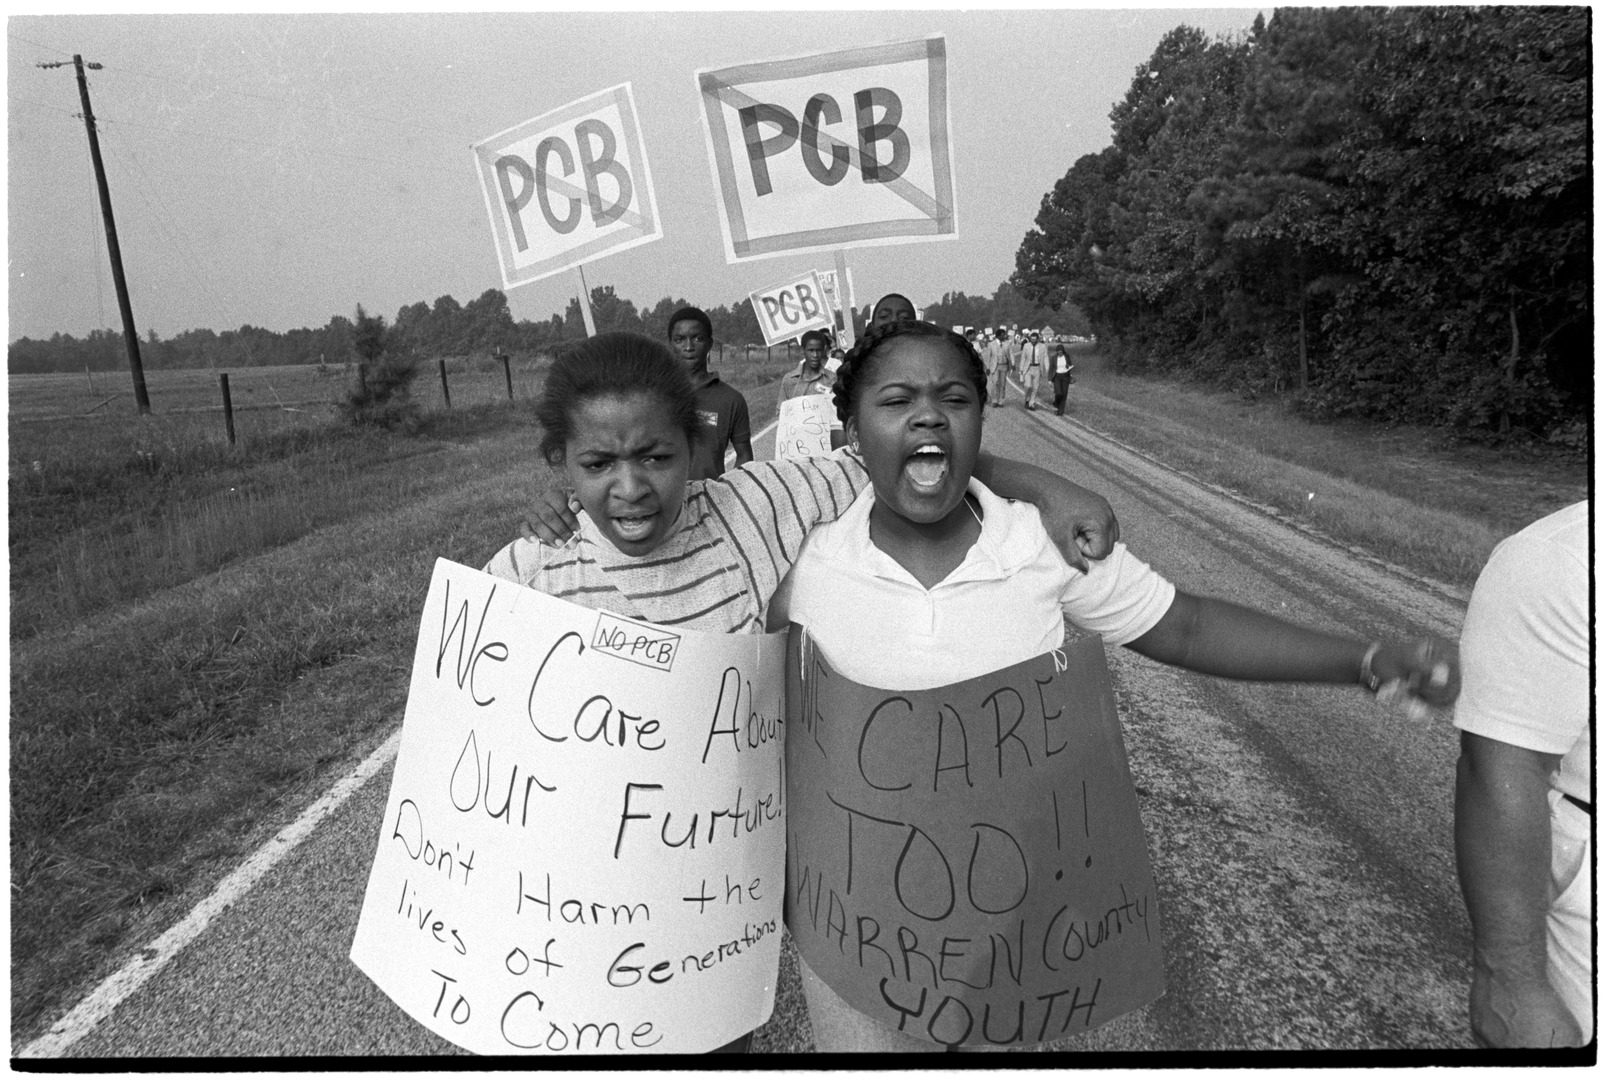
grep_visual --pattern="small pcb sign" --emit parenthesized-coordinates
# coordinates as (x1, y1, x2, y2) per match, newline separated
(696, 38, 958, 262)
(749, 271, 833, 346)
(473, 84, 662, 288)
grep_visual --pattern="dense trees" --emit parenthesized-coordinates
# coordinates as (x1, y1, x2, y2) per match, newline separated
(1014, 7, 1589, 438)
(922, 281, 1089, 336)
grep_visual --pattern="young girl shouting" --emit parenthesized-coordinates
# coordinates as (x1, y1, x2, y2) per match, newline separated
(767, 320, 1460, 1052)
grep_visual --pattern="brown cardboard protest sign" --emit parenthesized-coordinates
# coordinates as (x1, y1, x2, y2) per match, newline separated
(784, 631, 1164, 1048)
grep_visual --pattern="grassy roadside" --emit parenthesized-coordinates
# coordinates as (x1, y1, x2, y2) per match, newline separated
(1059, 346, 1588, 590)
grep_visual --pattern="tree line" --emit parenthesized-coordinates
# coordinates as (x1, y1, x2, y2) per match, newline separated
(1012, 7, 1589, 440)
(7, 287, 776, 376)
(10, 275, 1088, 379)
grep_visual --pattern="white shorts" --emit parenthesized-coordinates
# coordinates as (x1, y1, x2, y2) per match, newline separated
(1548, 789, 1593, 1042)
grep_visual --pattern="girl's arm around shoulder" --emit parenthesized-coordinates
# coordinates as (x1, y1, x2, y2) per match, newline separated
(718, 448, 869, 527)
(1125, 591, 1459, 709)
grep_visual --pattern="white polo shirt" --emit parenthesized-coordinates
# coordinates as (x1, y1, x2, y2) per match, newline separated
(769, 479, 1176, 690)
(1453, 500, 1590, 802)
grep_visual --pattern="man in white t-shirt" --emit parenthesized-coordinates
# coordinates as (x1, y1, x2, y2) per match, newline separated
(1453, 500, 1590, 1047)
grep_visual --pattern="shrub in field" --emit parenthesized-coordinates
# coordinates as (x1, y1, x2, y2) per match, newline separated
(337, 305, 420, 431)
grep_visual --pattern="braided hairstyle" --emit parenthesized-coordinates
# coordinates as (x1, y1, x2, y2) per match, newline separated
(536, 332, 701, 465)
(830, 319, 989, 426)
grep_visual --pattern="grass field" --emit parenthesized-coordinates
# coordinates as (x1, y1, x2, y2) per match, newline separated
(9, 342, 1587, 1042)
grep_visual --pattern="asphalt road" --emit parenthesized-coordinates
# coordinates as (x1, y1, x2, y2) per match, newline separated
(26, 388, 1478, 1060)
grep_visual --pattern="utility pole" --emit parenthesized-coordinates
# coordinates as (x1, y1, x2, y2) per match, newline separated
(40, 55, 151, 413)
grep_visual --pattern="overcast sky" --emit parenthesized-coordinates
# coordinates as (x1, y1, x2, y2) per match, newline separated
(8, 8, 1262, 343)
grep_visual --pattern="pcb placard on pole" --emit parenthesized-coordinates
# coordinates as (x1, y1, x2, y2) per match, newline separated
(473, 83, 663, 289)
(695, 37, 958, 264)
(748, 271, 833, 346)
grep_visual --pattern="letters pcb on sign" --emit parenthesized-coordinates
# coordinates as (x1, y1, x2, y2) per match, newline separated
(696, 38, 958, 262)
(350, 560, 785, 1055)
(473, 84, 663, 288)
(748, 271, 833, 346)
(782, 631, 1166, 1049)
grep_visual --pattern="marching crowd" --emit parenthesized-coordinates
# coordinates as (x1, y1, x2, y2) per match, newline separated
(474, 294, 1588, 1054)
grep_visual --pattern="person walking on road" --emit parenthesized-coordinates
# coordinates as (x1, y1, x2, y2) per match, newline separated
(1453, 501, 1590, 1048)
(1020, 329, 1048, 410)
(1050, 338, 1074, 414)
(669, 306, 753, 480)
(983, 327, 1010, 406)
(778, 330, 836, 403)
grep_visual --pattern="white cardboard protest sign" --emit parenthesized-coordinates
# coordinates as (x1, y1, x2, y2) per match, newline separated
(696, 37, 958, 263)
(749, 271, 833, 346)
(773, 395, 835, 460)
(473, 84, 662, 288)
(350, 560, 784, 1055)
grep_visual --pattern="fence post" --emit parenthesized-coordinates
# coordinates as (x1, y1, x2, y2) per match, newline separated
(439, 358, 451, 409)
(499, 351, 513, 400)
(218, 372, 236, 446)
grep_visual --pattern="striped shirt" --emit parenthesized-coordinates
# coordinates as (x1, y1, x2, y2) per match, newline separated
(483, 451, 869, 634)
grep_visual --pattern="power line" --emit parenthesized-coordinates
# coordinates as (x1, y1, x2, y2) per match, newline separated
(98, 126, 236, 328)
(91, 57, 434, 138)
(11, 94, 81, 117)
(22, 30, 466, 142)
(10, 31, 74, 57)
(81, 109, 468, 179)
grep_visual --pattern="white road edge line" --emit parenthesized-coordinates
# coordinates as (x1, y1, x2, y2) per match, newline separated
(24, 413, 783, 1060)
(19, 728, 405, 1059)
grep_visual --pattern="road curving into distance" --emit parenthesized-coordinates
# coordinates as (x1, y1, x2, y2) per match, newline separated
(22, 396, 1476, 1058)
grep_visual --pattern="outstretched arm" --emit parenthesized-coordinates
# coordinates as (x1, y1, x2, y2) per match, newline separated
(973, 453, 1118, 571)
(1125, 591, 1459, 705)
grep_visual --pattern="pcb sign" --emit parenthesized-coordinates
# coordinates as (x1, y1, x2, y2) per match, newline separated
(696, 38, 957, 262)
(749, 271, 832, 345)
(473, 84, 662, 288)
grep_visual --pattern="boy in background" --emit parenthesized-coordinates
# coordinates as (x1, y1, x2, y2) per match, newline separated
(779, 330, 835, 402)
(669, 306, 752, 480)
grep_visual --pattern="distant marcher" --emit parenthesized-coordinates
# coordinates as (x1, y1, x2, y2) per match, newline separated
(1050, 339, 1074, 414)
(1020, 329, 1048, 410)
(1007, 323, 1025, 377)
(983, 327, 1010, 406)
(1453, 501, 1590, 1048)
(669, 306, 752, 480)
(869, 292, 917, 329)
